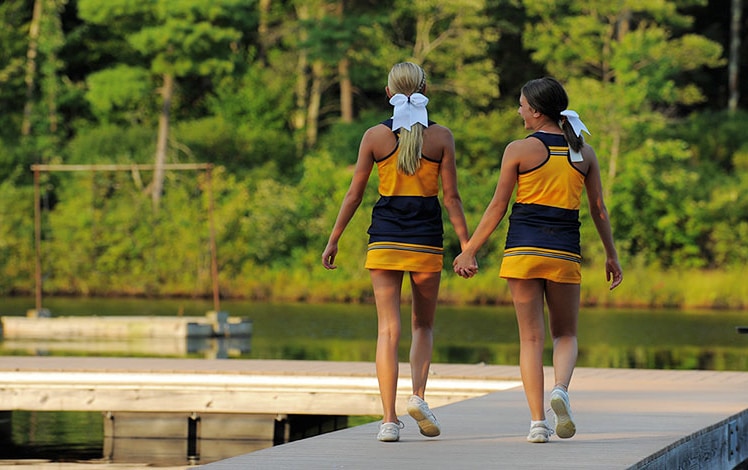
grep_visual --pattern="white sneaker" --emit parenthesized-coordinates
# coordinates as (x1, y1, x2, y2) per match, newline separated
(526, 421, 553, 443)
(550, 388, 576, 438)
(377, 421, 404, 442)
(406, 395, 441, 437)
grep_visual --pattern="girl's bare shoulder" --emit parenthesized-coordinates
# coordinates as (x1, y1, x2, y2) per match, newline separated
(505, 136, 545, 154)
(424, 123, 454, 141)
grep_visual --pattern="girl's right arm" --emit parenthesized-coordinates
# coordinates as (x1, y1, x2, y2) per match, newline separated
(322, 128, 377, 269)
(437, 126, 470, 250)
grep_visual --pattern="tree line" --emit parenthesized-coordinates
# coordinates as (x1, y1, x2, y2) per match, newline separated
(1, 0, 747, 303)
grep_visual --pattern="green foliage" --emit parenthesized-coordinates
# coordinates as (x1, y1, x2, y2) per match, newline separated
(299, 13, 366, 65)
(0, 2, 30, 138)
(0, 179, 35, 295)
(700, 167, 748, 267)
(189, 63, 298, 176)
(0, 0, 746, 304)
(174, 115, 296, 178)
(391, 0, 501, 107)
(660, 110, 748, 267)
(243, 178, 300, 266)
(447, 106, 526, 174)
(129, 20, 240, 76)
(209, 63, 293, 133)
(523, 0, 723, 109)
(38, 170, 215, 296)
(66, 124, 156, 164)
(669, 109, 748, 172)
(174, 117, 239, 160)
(294, 152, 346, 257)
(0, 138, 30, 184)
(612, 138, 707, 267)
(85, 66, 153, 124)
(316, 112, 377, 166)
(78, 0, 254, 130)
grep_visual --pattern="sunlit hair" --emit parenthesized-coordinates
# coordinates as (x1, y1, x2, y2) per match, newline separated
(522, 77, 584, 152)
(387, 62, 427, 175)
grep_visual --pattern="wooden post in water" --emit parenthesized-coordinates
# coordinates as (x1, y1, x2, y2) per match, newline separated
(206, 165, 220, 313)
(33, 166, 42, 313)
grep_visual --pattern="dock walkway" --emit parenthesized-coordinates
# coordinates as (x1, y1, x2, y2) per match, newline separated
(0, 358, 746, 469)
(200, 366, 748, 470)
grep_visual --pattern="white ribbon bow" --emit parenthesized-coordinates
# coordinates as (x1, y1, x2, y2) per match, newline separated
(560, 110, 590, 137)
(390, 93, 429, 131)
(560, 110, 589, 162)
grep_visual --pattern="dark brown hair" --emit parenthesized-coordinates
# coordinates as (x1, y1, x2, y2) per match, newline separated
(522, 77, 584, 152)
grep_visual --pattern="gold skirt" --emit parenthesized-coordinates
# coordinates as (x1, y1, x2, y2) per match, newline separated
(365, 242, 443, 273)
(499, 247, 581, 284)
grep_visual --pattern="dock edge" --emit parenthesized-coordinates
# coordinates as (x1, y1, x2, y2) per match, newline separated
(629, 408, 748, 470)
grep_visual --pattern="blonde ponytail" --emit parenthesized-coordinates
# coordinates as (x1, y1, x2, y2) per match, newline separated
(397, 125, 424, 175)
(387, 63, 428, 176)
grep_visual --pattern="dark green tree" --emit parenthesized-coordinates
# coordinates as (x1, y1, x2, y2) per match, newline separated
(77, 0, 254, 208)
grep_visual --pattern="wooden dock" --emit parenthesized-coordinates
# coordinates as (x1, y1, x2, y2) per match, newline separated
(0, 357, 746, 469)
(197, 367, 748, 470)
(0, 357, 518, 416)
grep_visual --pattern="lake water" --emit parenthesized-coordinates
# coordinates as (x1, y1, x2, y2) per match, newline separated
(1, 296, 747, 467)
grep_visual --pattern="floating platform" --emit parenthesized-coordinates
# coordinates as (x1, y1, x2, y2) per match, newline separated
(0, 310, 251, 339)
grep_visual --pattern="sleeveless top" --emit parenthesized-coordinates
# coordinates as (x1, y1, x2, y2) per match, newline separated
(500, 131, 587, 282)
(365, 119, 444, 272)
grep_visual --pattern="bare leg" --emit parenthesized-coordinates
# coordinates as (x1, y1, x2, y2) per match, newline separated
(370, 269, 404, 423)
(408, 271, 441, 398)
(545, 281, 580, 390)
(508, 278, 547, 421)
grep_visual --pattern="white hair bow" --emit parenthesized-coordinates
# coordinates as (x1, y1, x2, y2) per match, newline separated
(390, 93, 429, 131)
(560, 110, 589, 162)
(560, 110, 590, 137)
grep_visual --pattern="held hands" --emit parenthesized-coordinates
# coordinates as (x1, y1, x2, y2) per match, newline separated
(453, 252, 479, 279)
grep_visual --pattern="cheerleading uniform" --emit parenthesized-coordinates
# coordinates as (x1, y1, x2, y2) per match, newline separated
(499, 132, 587, 283)
(365, 119, 444, 272)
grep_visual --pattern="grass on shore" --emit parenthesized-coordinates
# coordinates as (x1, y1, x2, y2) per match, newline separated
(216, 264, 747, 310)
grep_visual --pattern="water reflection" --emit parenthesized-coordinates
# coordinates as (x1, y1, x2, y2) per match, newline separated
(1, 297, 746, 369)
(0, 337, 251, 358)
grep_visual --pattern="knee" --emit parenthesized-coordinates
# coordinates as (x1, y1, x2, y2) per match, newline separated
(551, 333, 577, 344)
(378, 323, 401, 341)
(521, 334, 545, 346)
(412, 316, 434, 332)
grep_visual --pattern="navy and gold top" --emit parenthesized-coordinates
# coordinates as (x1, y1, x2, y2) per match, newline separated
(499, 132, 587, 283)
(365, 119, 444, 272)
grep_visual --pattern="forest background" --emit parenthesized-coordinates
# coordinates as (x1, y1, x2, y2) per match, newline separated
(1, 0, 747, 310)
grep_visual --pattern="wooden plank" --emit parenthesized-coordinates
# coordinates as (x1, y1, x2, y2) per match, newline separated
(0, 370, 519, 415)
